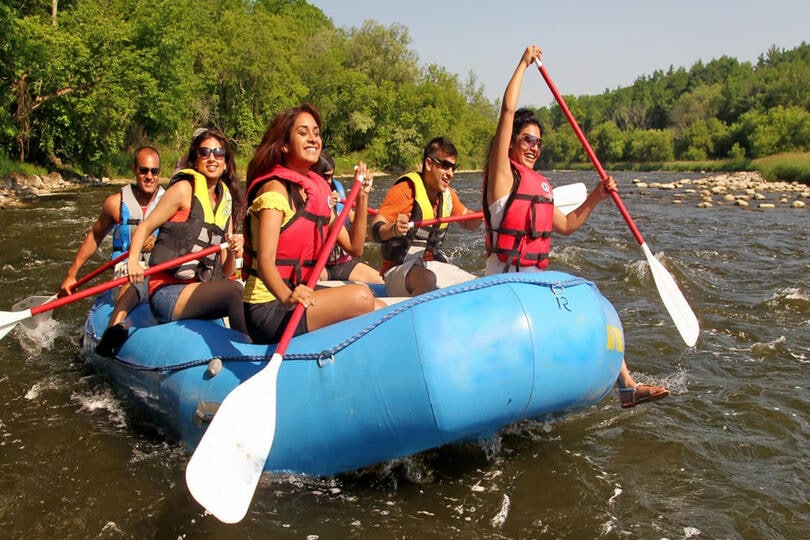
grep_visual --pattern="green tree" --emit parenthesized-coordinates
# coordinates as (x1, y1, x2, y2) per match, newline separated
(624, 129, 673, 162)
(590, 121, 626, 162)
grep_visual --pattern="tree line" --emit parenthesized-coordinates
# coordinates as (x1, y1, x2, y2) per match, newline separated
(2, 0, 809, 177)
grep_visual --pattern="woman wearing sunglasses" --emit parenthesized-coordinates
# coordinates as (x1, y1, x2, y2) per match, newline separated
(241, 103, 381, 344)
(126, 128, 247, 334)
(483, 45, 668, 409)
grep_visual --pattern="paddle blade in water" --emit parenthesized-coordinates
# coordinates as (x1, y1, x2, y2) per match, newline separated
(12, 295, 57, 331)
(642, 243, 700, 347)
(185, 352, 282, 524)
(0, 309, 33, 340)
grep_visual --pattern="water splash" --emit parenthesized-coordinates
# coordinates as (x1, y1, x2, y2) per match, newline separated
(24, 377, 63, 400)
(15, 316, 65, 356)
(71, 386, 129, 429)
(489, 493, 510, 529)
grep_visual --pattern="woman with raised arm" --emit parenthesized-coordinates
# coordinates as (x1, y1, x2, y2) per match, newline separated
(483, 45, 668, 409)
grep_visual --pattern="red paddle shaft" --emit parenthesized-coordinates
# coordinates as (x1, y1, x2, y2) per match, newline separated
(71, 251, 129, 290)
(535, 59, 645, 246)
(274, 176, 365, 356)
(29, 243, 228, 316)
(410, 211, 484, 228)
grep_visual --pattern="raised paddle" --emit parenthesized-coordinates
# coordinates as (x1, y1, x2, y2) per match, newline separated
(534, 58, 699, 347)
(185, 172, 368, 524)
(10, 251, 131, 331)
(0, 243, 227, 341)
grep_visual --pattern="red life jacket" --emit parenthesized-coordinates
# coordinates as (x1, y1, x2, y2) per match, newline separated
(243, 165, 332, 286)
(483, 159, 554, 271)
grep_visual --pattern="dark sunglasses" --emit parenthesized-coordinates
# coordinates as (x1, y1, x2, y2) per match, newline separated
(137, 166, 160, 176)
(518, 133, 543, 150)
(428, 155, 458, 172)
(197, 146, 227, 159)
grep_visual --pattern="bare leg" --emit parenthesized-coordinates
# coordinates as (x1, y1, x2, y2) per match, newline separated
(616, 361, 636, 389)
(617, 359, 669, 409)
(96, 284, 140, 357)
(108, 284, 140, 327)
(306, 283, 377, 331)
(172, 280, 248, 334)
(405, 265, 437, 296)
(348, 262, 385, 285)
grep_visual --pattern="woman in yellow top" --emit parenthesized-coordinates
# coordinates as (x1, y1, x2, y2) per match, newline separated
(242, 103, 381, 344)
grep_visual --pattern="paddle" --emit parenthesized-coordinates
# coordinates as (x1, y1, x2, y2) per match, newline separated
(69, 251, 131, 291)
(185, 172, 367, 524)
(553, 182, 588, 215)
(0, 243, 227, 341)
(409, 211, 484, 228)
(340, 182, 588, 220)
(10, 252, 131, 332)
(535, 58, 699, 347)
(338, 199, 379, 215)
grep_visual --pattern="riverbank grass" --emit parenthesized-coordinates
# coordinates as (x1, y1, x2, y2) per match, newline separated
(556, 152, 810, 185)
(751, 152, 810, 184)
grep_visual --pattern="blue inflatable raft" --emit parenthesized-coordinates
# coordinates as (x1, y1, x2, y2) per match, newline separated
(81, 271, 624, 476)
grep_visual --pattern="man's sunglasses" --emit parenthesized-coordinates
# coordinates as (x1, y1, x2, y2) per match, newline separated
(197, 146, 227, 159)
(428, 155, 458, 172)
(137, 166, 160, 176)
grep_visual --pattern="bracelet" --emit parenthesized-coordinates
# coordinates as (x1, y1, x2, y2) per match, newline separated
(392, 223, 400, 238)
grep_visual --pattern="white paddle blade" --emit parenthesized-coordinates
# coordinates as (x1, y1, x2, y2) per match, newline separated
(0, 309, 34, 340)
(641, 244, 700, 347)
(554, 182, 587, 215)
(12, 295, 57, 331)
(185, 352, 283, 523)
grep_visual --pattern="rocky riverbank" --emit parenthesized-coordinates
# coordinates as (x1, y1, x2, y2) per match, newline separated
(632, 171, 808, 209)
(0, 172, 127, 209)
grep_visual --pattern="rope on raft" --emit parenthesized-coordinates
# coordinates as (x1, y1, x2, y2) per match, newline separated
(106, 273, 593, 373)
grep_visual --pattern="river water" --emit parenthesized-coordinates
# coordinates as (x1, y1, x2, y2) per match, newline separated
(0, 171, 807, 538)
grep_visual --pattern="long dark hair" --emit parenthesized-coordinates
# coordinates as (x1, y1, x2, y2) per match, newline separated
(511, 108, 543, 141)
(246, 103, 322, 184)
(183, 127, 241, 221)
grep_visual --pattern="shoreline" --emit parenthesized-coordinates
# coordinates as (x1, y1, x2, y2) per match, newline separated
(0, 172, 149, 209)
(2, 170, 807, 210)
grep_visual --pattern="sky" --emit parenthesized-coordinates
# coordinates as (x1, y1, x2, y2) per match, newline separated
(309, 0, 810, 107)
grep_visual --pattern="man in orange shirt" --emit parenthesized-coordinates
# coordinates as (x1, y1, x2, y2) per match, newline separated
(370, 136, 481, 296)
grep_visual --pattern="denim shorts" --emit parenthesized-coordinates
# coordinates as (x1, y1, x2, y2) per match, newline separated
(149, 283, 186, 323)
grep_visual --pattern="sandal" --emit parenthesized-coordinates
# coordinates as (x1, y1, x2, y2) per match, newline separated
(95, 323, 129, 357)
(619, 384, 669, 409)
